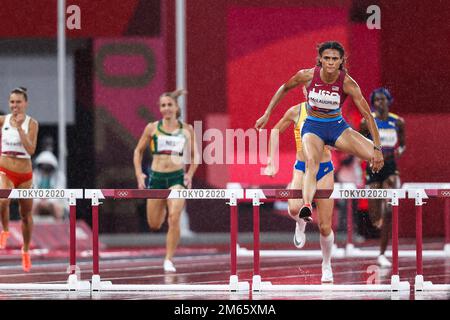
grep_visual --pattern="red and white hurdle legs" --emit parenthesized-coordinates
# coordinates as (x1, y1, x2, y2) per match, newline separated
(250, 195, 272, 292)
(228, 195, 250, 291)
(389, 192, 401, 290)
(89, 191, 112, 291)
(66, 193, 90, 290)
(0, 189, 89, 291)
(85, 188, 248, 292)
(248, 189, 409, 292)
(445, 198, 450, 256)
(410, 190, 450, 291)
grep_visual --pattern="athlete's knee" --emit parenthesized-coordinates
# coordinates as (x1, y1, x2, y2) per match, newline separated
(383, 210, 392, 223)
(20, 212, 32, 224)
(167, 212, 181, 229)
(370, 216, 383, 229)
(318, 221, 332, 236)
(305, 157, 319, 173)
(288, 204, 302, 218)
(147, 217, 163, 231)
(0, 199, 9, 208)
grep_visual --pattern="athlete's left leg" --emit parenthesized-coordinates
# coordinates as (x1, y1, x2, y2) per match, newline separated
(334, 128, 374, 163)
(379, 174, 399, 259)
(165, 185, 186, 271)
(0, 173, 14, 249)
(315, 170, 335, 283)
(17, 179, 33, 272)
(301, 134, 325, 221)
(288, 169, 306, 248)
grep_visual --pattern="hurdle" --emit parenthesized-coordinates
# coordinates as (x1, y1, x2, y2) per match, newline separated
(239, 180, 450, 259)
(344, 183, 450, 258)
(235, 182, 348, 259)
(408, 188, 450, 292)
(84, 188, 249, 292)
(404, 183, 450, 257)
(0, 188, 90, 291)
(246, 188, 410, 292)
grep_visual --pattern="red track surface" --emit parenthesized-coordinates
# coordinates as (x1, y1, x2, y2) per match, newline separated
(0, 241, 449, 300)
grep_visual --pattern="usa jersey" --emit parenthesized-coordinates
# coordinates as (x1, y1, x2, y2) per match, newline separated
(305, 66, 347, 120)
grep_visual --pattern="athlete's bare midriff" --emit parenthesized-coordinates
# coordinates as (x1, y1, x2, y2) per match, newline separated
(0, 155, 32, 173)
(151, 154, 184, 173)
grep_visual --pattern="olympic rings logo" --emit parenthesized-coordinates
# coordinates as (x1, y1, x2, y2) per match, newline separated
(278, 190, 290, 198)
(116, 191, 129, 197)
(441, 190, 450, 197)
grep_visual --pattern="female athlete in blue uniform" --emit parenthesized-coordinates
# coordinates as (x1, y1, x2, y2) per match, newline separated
(264, 102, 335, 282)
(255, 41, 384, 222)
(360, 87, 405, 267)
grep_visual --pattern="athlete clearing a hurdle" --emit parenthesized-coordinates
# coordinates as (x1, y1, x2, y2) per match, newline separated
(264, 101, 335, 283)
(134, 89, 199, 272)
(255, 41, 384, 223)
(0, 87, 39, 272)
(360, 88, 405, 267)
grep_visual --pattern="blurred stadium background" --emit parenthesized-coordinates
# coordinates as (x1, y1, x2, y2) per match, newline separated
(0, 0, 449, 247)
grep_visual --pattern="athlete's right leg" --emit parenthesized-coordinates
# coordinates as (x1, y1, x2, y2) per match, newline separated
(287, 170, 306, 248)
(164, 185, 186, 272)
(0, 174, 14, 249)
(376, 175, 397, 267)
(146, 199, 168, 231)
(301, 133, 325, 221)
(368, 182, 383, 229)
(368, 179, 392, 267)
(315, 171, 335, 283)
(287, 169, 304, 220)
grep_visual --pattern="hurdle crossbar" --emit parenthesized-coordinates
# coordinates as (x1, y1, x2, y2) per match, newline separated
(84, 188, 249, 292)
(0, 189, 90, 291)
(409, 188, 450, 292)
(346, 183, 450, 259)
(245, 188, 410, 292)
(236, 182, 450, 260)
(236, 183, 354, 259)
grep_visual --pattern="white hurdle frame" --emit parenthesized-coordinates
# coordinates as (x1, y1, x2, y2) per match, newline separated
(346, 183, 450, 258)
(408, 188, 450, 292)
(236, 181, 450, 259)
(246, 188, 410, 292)
(0, 189, 90, 291)
(85, 188, 249, 292)
(236, 182, 353, 259)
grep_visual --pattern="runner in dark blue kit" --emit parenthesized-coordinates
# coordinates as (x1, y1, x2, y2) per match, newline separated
(360, 87, 406, 267)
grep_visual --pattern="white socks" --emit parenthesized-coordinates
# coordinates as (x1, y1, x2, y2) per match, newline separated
(320, 230, 334, 266)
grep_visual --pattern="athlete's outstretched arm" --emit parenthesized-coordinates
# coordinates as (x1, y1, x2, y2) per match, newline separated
(255, 68, 313, 130)
(344, 76, 384, 172)
(133, 123, 154, 189)
(359, 118, 369, 137)
(396, 117, 406, 158)
(184, 124, 200, 188)
(264, 106, 298, 176)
